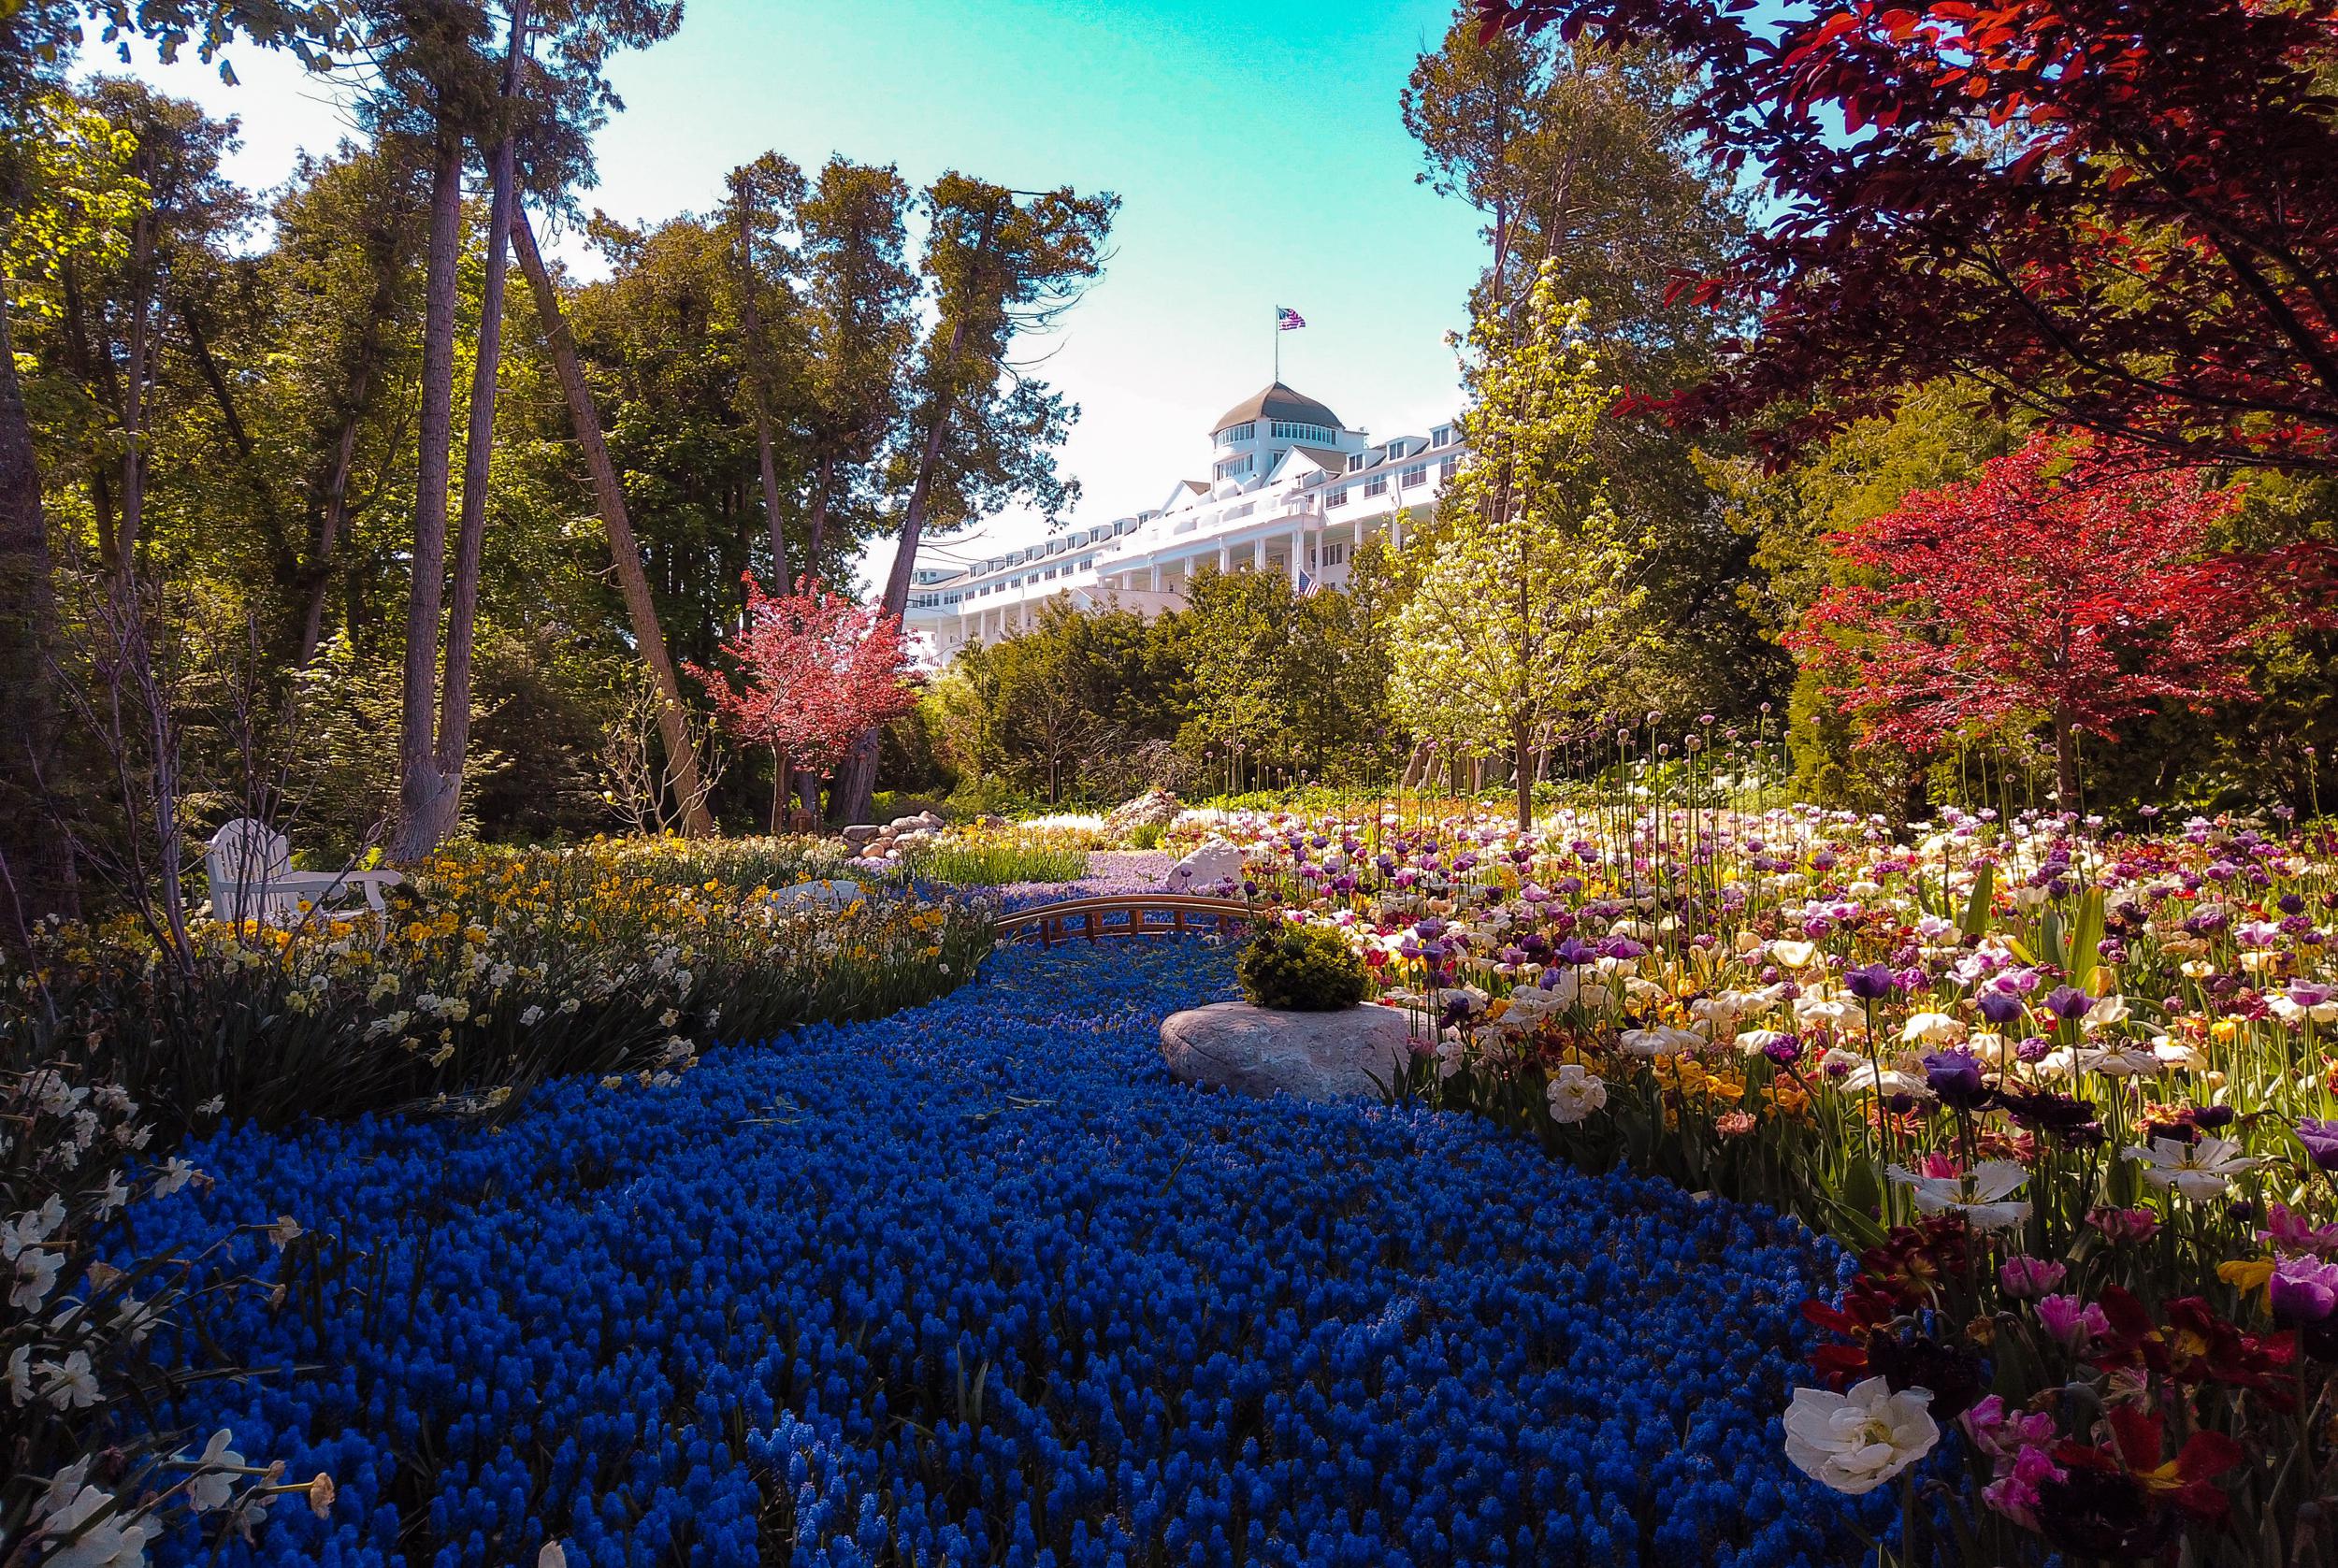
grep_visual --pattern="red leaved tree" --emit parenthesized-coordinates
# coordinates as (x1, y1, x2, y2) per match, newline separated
(1474, 0, 2338, 472)
(1789, 435, 2287, 801)
(689, 578, 922, 832)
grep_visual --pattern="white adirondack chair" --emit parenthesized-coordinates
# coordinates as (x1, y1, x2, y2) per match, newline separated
(204, 819, 404, 923)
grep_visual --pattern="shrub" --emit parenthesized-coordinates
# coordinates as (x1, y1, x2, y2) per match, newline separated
(1236, 922, 1368, 1010)
(1126, 822, 1164, 850)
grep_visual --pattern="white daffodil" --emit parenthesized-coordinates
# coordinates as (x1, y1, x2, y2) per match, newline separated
(12, 1246, 63, 1310)
(38, 1350, 97, 1410)
(1819, 1047, 1932, 1100)
(1545, 1065, 1608, 1124)
(1899, 1012, 1966, 1047)
(1782, 1377, 1940, 1495)
(183, 1430, 246, 1513)
(2124, 1135, 2260, 1201)
(1768, 940, 1816, 969)
(1885, 1160, 2032, 1231)
(1736, 1029, 1791, 1057)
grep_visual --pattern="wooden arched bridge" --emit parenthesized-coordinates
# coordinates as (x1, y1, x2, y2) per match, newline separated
(993, 894, 1253, 948)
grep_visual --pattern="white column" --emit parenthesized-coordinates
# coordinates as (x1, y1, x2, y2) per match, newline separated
(1218, 543, 1231, 574)
(1289, 530, 1303, 587)
(1251, 536, 1265, 572)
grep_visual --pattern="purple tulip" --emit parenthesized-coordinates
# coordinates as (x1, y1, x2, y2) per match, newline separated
(1552, 938, 1597, 967)
(2272, 1255, 2338, 1327)
(1923, 1049, 1989, 1110)
(2043, 985, 2090, 1020)
(1844, 963, 1898, 1000)
(1976, 989, 2026, 1026)
(1762, 1036, 1803, 1068)
(2298, 1118, 2338, 1172)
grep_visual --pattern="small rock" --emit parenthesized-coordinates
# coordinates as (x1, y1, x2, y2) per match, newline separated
(1160, 1002, 1413, 1102)
(1104, 787, 1182, 837)
(842, 824, 882, 846)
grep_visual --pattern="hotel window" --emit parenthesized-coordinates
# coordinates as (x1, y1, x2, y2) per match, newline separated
(1438, 456, 1458, 483)
(1269, 421, 1335, 443)
(1432, 424, 1452, 447)
(1347, 453, 1365, 472)
(1364, 476, 1388, 497)
(1215, 454, 1253, 479)
(1217, 421, 1255, 446)
(1401, 463, 1428, 488)
(1323, 542, 1347, 567)
(1327, 487, 1349, 507)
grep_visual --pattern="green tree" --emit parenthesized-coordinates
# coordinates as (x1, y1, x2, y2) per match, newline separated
(1392, 266, 1648, 828)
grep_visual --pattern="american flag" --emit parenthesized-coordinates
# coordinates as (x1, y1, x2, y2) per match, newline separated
(1276, 306, 1306, 331)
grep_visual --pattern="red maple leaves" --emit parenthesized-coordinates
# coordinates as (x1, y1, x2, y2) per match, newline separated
(689, 576, 922, 782)
(1476, 0, 2338, 470)
(1791, 434, 2287, 776)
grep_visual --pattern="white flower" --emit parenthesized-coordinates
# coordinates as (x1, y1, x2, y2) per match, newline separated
(2077, 1043, 2162, 1078)
(541, 1544, 569, 1568)
(6, 1344, 33, 1403)
(1782, 1376, 1940, 1495)
(1618, 1025, 1701, 1057)
(1768, 940, 1816, 968)
(2151, 1035, 2209, 1072)
(183, 1429, 245, 1513)
(1898, 1013, 1966, 1047)
(35, 1474, 151, 1568)
(1546, 1065, 1608, 1124)
(195, 1096, 224, 1116)
(267, 1216, 304, 1251)
(38, 1350, 98, 1409)
(1885, 1160, 2032, 1231)
(93, 1172, 130, 1220)
(150, 1158, 199, 1199)
(2124, 1135, 2259, 1201)
(518, 1004, 545, 1027)
(12, 1245, 64, 1309)
(2080, 995, 2130, 1033)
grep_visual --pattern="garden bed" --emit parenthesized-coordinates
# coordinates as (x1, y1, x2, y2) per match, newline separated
(128, 940, 1868, 1567)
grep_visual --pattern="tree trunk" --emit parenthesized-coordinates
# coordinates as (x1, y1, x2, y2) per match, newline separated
(512, 207, 714, 837)
(296, 416, 364, 664)
(771, 750, 789, 834)
(115, 212, 155, 583)
(390, 138, 468, 862)
(836, 209, 999, 824)
(418, 1, 531, 855)
(2052, 704, 2079, 809)
(731, 169, 791, 587)
(804, 454, 832, 578)
(0, 293, 78, 943)
(1513, 716, 1533, 831)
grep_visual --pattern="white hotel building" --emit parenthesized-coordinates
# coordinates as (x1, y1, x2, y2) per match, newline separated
(905, 381, 1464, 661)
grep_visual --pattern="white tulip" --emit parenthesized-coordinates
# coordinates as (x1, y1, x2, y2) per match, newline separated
(1782, 1377, 1940, 1495)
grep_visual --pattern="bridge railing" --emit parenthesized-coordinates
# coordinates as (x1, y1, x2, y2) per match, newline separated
(993, 895, 1254, 948)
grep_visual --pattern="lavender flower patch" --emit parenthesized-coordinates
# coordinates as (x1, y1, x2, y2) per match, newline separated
(990, 849, 1177, 910)
(128, 941, 1867, 1567)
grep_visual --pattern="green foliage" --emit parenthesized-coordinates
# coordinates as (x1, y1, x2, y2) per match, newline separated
(1393, 265, 1650, 824)
(901, 836, 1090, 886)
(1126, 822, 1163, 851)
(1236, 922, 1369, 1012)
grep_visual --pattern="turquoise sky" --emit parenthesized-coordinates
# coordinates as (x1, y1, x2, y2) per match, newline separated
(108, 0, 1488, 572)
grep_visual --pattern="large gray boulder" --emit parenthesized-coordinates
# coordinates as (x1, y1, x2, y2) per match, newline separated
(1165, 836, 1245, 894)
(1160, 1002, 1414, 1102)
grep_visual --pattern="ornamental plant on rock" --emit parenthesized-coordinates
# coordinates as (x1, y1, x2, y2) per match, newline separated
(1236, 923, 1370, 1011)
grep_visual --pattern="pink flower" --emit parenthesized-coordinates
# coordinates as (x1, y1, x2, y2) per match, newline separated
(2036, 1292, 2110, 1350)
(1980, 1444, 2066, 1532)
(2260, 1203, 2338, 1259)
(2086, 1205, 2159, 1244)
(1960, 1394, 2059, 1462)
(1998, 1255, 2068, 1301)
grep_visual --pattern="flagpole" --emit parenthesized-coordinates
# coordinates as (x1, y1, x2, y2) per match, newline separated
(1273, 306, 1279, 384)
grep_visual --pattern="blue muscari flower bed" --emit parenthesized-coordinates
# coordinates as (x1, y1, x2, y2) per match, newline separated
(131, 940, 1874, 1567)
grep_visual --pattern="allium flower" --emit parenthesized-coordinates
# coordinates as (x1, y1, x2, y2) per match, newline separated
(2270, 1255, 2338, 1327)
(1782, 1376, 1940, 1495)
(1545, 1065, 1608, 1124)
(2123, 1135, 2260, 1201)
(1886, 1159, 2031, 1231)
